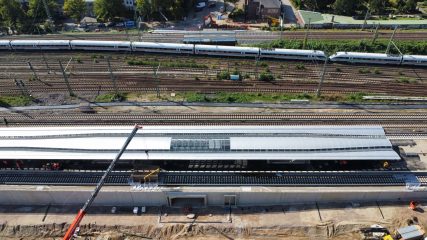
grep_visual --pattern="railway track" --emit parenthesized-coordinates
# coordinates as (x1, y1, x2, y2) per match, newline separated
(2, 112, 427, 120)
(1, 113, 426, 135)
(1, 170, 426, 186)
(0, 51, 425, 97)
(4, 30, 427, 42)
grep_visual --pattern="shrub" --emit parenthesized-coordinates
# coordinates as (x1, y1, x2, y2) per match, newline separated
(358, 68, 371, 74)
(217, 71, 230, 80)
(229, 8, 245, 20)
(374, 68, 382, 74)
(296, 63, 306, 70)
(259, 71, 275, 82)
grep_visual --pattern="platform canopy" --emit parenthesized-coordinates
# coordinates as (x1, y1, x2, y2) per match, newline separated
(0, 126, 400, 161)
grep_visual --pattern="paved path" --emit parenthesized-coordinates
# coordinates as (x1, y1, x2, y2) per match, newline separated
(281, 0, 299, 24)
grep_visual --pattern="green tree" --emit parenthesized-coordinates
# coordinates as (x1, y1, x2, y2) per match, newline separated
(368, 0, 388, 14)
(136, 0, 154, 20)
(94, 0, 125, 22)
(28, 0, 58, 20)
(303, 0, 335, 11)
(63, 0, 86, 22)
(402, 0, 418, 13)
(333, 0, 361, 16)
(0, 0, 26, 32)
(136, 0, 186, 21)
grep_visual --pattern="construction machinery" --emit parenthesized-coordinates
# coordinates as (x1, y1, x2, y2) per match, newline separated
(63, 125, 142, 240)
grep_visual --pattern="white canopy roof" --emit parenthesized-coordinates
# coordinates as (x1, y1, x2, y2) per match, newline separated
(0, 125, 399, 161)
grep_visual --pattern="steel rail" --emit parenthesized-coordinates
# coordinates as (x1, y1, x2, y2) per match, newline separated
(1, 170, 427, 186)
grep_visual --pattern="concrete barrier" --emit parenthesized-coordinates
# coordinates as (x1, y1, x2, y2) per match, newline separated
(2, 185, 427, 207)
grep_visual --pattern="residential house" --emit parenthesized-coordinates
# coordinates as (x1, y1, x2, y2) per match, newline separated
(245, 0, 282, 20)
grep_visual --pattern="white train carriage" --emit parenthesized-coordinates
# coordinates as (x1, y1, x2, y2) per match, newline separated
(70, 40, 131, 51)
(132, 42, 194, 54)
(195, 44, 260, 57)
(10, 40, 71, 50)
(401, 55, 427, 66)
(260, 48, 327, 61)
(0, 40, 11, 50)
(329, 52, 403, 65)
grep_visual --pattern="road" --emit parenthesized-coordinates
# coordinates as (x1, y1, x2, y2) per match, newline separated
(281, 0, 299, 24)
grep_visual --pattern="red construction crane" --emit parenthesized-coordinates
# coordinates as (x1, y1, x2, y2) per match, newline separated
(63, 125, 143, 240)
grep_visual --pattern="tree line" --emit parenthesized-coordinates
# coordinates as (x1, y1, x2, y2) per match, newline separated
(0, 0, 195, 34)
(295, 0, 421, 16)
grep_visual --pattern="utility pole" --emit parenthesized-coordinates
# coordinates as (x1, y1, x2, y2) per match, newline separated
(154, 63, 161, 98)
(303, 18, 311, 49)
(58, 60, 75, 97)
(372, 24, 380, 44)
(41, 0, 53, 31)
(255, 56, 259, 80)
(107, 57, 118, 94)
(14, 79, 31, 98)
(316, 56, 328, 98)
(280, 11, 285, 40)
(137, 16, 143, 41)
(386, 25, 398, 55)
(27, 61, 39, 81)
(41, 52, 51, 74)
(361, 10, 369, 31)
(41, 0, 52, 20)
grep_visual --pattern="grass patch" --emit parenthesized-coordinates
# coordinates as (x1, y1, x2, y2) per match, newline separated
(358, 68, 371, 74)
(177, 92, 312, 103)
(217, 71, 230, 80)
(373, 68, 382, 74)
(295, 63, 306, 70)
(95, 93, 125, 102)
(28, 75, 38, 81)
(174, 92, 371, 103)
(0, 95, 32, 107)
(396, 77, 418, 84)
(259, 62, 269, 67)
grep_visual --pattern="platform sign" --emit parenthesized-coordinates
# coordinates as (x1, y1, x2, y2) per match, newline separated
(125, 21, 135, 28)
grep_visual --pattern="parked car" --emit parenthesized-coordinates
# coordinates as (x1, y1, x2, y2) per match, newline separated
(195, 2, 206, 11)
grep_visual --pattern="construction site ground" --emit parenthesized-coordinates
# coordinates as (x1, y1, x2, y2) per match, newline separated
(0, 201, 426, 239)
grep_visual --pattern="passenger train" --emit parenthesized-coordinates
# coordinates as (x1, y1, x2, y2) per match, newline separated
(1, 39, 426, 66)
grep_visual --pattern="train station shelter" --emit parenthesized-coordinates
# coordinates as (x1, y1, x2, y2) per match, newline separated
(0, 126, 400, 162)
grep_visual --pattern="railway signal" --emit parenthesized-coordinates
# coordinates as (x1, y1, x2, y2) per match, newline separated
(63, 125, 143, 240)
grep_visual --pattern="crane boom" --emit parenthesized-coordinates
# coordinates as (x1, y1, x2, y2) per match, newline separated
(63, 125, 143, 240)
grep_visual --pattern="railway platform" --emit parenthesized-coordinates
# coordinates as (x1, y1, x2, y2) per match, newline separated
(1, 184, 427, 207)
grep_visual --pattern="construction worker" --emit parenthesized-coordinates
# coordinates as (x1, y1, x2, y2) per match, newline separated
(409, 201, 419, 210)
(383, 161, 390, 169)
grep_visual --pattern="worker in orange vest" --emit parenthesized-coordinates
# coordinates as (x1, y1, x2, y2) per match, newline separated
(409, 201, 418, 210)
